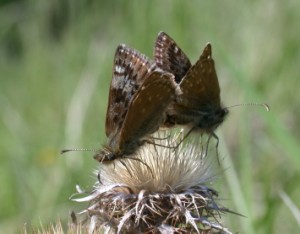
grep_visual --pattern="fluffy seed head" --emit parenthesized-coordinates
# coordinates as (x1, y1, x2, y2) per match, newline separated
(73, 131, 233, 234)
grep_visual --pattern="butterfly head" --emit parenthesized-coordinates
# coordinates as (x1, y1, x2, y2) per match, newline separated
(197, 105, 229, 132)
(94, 139, 145, 163)
(94, 146, 117, 163)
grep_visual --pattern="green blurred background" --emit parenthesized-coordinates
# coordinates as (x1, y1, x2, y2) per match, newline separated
(0, 0, 299, 233)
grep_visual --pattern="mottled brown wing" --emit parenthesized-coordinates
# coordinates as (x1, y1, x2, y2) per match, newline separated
(178, 43, 221, 109)
(118, 71, 177, 146)
(105, 44, 156, 137)
(154, 31, 192, 83)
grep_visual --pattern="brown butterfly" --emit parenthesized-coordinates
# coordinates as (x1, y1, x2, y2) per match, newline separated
(94, 44, 178, 163)
(154, 32, 228, 147)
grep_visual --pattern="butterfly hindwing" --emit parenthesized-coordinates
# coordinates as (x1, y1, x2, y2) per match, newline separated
(105, 44, 156, 138)
(119, 70, 177, 146)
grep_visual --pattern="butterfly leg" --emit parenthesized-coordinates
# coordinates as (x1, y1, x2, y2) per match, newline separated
(70, 211, 77, 226)
(119, 159, 134, 177)
(144, 138, 177, 149)
(148, 134, 171, 141)
(152, 127, 195, 150)
(123, 156, 154, 178)
(205, 132, 220, 165)
(97, 171, 103, 184)
(144, 128, 193, 150)
(172, 126, 195, 150)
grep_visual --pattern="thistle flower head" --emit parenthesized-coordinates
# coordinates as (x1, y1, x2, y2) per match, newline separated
(73, 131, 233, 234)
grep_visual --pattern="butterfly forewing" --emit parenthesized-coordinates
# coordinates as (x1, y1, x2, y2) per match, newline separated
(154, 31, 191, 83)
(179, 43, 221, 109)
(105, 44, 156, 137)
(118, 71, 177, 147)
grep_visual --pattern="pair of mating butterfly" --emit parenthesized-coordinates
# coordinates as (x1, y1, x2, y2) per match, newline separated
(93, 31, 231, 163)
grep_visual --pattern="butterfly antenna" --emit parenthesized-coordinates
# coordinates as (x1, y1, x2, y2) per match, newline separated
(226, 103, 270, 112)
(60, 148, 97, 154)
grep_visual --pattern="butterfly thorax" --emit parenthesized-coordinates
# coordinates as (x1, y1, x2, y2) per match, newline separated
(164, 102, 228, 132)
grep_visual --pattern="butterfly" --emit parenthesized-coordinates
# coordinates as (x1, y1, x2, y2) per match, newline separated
(154, 31, 228, 148)
(94, 44, 178, 163)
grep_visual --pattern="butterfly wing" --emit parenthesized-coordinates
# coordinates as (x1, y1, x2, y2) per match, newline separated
(105, 44, 156, 138)
(178, 43, 221, 109)
(154, 31, 192, 83)
(118, 70, 177, 147)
